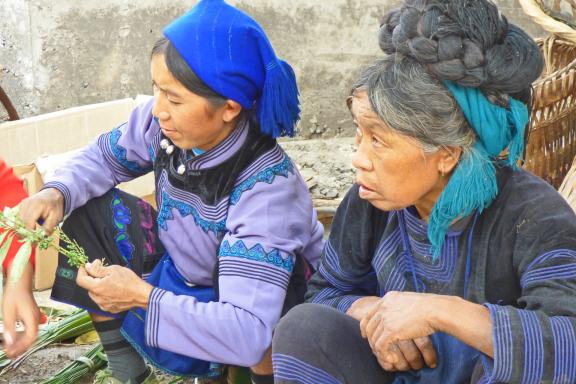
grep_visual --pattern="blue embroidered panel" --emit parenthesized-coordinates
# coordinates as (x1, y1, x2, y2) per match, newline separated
(229, 155, 294, 205)
(111, 190, 135, 266)
(219, 240, 294, 272)
(109, 128, 152, 174)
(148, 144, 157, 163)
(157, 191, 227, 234)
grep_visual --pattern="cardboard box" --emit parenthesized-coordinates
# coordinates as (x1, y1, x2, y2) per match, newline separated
(2, 96, 157, 290)
(12, 164, 58, 291)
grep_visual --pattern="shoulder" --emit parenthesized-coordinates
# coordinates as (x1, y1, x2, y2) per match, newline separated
(486, 168, 576, 268)
(492, 168, 575, 227)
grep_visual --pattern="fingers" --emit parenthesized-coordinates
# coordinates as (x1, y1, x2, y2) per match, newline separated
(76, 266, 100, 290)
(18, 189, 64, 232)
(13, 307, 39, 358)
(363, 311, 383, 341)
(375, 344, 410, 372)
(397, 340, 424, 370)
(3, 308, 17, 358)
(2, 300, 39, 359)
(18, 197, 45, 231)
(85, 260, 108, 278)
(414, 336, 437, 368)
(42, 211, 61, 235)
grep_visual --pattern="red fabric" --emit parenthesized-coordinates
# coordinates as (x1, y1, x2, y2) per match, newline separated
(0, 159, 36, 272)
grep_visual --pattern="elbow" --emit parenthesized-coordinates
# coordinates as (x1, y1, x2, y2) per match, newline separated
(233, 327, 272, 367)
(240, 343, 270, 367)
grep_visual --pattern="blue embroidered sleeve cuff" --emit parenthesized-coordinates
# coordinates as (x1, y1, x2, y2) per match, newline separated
(42, 181, 72, 216)
(483, 303, 515, 382)
(145, 287, 168, 348)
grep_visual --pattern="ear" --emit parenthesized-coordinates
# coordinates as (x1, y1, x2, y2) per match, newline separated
(221, 100, 243, 123)
(437, 146, 462, 175)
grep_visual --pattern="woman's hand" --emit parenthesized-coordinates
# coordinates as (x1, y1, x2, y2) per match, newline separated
(346, 296, 380, 321)
(19, 188, 65, 234)
(3, 263, 40, 358)
(360, 291, 440, 372)
(76, 260, 153, 313)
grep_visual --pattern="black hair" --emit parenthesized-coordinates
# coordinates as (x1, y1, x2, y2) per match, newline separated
(378, 0, 543, 105)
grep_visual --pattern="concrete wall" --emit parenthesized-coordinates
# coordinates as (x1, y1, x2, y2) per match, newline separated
(0, 0, 546, 138)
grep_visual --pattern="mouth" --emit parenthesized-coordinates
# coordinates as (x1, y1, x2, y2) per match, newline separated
(356, 180, 378, 199)
(161, 126, 178, 138)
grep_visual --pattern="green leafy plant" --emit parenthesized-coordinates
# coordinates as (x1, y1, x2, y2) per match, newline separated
(0, 206, 88, 286)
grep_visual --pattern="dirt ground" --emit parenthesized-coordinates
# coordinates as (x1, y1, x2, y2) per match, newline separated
(0, 137, 358, 383)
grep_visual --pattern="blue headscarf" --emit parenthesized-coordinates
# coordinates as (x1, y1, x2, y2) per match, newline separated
(428, 81, 529, 258)
(163, 0, 299, 138)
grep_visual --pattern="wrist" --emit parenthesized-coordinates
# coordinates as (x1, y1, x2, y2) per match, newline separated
(137, 282, 154, 310)
(346, 296, 379, 321)
(5, 262, 34, 291)
(428, 294, 464, 333)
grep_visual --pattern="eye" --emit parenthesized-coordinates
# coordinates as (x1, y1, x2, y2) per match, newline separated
(371, 134, 385, 148)
(168, 99, 182, 106)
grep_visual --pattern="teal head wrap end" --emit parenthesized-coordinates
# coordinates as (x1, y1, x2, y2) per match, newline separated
(428, 81, 529, 259)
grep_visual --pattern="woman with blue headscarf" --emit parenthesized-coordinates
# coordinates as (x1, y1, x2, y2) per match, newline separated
(272, 1, 576, 383)
(12, 1, 324, 383)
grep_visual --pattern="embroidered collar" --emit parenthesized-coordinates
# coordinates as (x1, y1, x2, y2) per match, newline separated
(402, 206, 473, 241)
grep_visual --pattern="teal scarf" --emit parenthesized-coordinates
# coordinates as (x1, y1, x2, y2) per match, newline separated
(428, 81, 529, 259)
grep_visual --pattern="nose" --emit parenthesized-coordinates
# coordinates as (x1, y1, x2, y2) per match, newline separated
(352, 141, 373, 172)
(151, 96, 170, 122)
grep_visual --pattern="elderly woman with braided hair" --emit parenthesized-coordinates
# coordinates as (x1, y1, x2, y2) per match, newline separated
(272, 1, 576, 383)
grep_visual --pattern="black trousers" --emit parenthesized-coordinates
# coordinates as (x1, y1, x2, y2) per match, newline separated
(51, 189, 165, 316)
(272, 303, 393, 384)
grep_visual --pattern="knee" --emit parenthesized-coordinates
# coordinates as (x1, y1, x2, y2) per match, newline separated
(273, 303, 340, 354)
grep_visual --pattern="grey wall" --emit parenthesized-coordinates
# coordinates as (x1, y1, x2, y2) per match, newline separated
(0, 0, 545, 138)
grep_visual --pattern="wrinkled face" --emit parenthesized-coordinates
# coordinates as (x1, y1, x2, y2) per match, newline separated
(350, 91, 451, 215)
(150, 54, 236, 151)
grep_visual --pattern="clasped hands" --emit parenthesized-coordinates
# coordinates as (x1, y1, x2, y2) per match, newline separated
(76, 260, 153, 313)
(347, 292, 439, 372)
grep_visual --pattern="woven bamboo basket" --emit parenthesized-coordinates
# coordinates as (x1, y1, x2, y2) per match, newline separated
(523, 37, 576, 188)
(559, 156, 576, 210)
(519, 0, 576, 43)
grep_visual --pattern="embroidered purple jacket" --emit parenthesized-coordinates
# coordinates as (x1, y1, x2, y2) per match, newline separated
(44, 99, 324, 366)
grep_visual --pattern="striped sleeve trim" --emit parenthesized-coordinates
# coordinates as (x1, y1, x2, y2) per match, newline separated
(518, 309, 544, 383)
(309, 287, 362, 313)
(219, 258, 291, 290)
(145, 287, 168, 348)
(42, 181, 72, 215)
(521, 250, 576, 289)
(317, 261, 355, 292)
(272, 353, 342, 384)
(484, 304, 514, 382)
(550, 317, 576, 384)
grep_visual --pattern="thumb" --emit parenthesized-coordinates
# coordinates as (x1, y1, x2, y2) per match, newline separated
(4, 328, 15, 348)
(85, 261, 108, 278)
(76, 266, 99, 290)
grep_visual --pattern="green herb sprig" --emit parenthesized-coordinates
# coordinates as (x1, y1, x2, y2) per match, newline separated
(0, 206, 88, 284)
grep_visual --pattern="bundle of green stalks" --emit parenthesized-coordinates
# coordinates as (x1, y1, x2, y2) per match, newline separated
(0, 309, 94, 375)
(41, 343, 106, 384)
